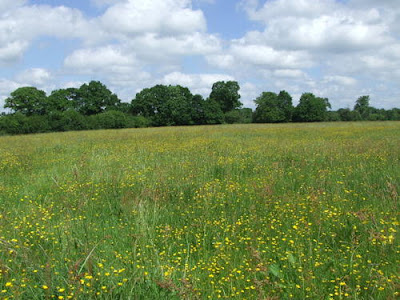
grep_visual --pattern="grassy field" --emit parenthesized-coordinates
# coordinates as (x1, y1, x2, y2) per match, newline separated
(0, 122, 399, 299)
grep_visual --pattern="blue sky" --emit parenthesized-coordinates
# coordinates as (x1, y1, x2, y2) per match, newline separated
(1, 0, 400, 110)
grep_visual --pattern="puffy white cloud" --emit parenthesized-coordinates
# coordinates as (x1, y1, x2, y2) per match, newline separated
(0, 41, 29, 65)
(207, 43, 313, 77)
(348, 0, 400, 9)
(206, 54, 236, 70)
(273, 69, 307, 79)
(126, 32, 221, 62)
(210, 0, 400, 109)
(64, 46, 137, 71)
(241, 0, 391, 53)
(62, 81, 85, 89)
(243, 0, 336, 21)
(230, 44, 312, 69)
(239, 82, 260, 107)
(90, 0, 123, 7)
(0, 0, 26, 14)
(323, 75, 357, 86)
(64, 45, 151, 88)
(0, 3, 103, 64)
(16, 68, 52, 86)
(266, 16, 389, 53)
(100, 0, 206, 37)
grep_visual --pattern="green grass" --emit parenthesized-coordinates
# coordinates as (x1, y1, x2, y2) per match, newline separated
(0, 122, 399, 299)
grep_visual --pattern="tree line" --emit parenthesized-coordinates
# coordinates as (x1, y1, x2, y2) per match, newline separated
(0, 80, 399, 135)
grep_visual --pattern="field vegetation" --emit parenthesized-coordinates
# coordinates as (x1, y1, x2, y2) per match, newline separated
(0, 122, 399, 299)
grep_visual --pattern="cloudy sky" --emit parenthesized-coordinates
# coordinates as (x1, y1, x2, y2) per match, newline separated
(1, 0, 399, 110)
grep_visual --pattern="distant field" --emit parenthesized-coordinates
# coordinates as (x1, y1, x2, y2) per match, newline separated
(0, 122, 399, 299)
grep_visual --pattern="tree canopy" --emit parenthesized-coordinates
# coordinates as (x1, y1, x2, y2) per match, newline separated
(1, 79, 400, 136)
(253, 90, 293, 123)
(354, 95, 371, 120)
(47, 88, 79, 112)
(131, 85, 195, 126)
(209, 81, 242, 113)
(76, 81, 121, 115)
(293, 93, 331, 122)
(5, 87, 47, 116)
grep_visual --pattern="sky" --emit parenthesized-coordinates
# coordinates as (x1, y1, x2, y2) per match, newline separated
(1, 0, 400, 110)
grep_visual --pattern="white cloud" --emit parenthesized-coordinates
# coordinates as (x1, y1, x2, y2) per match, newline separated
(0, 0, 26, 14)
(243, 0, 336, 21)
(240, 0, 391, 53)
(64, 45, 151, 88)
(90, 0, 123, 7)
(16, 68, 52, 86)
(64, 46, 137, 71)
(348, 0, 400, 9)
(239, 82, 260, 108)
(323, 75, 357, 86)
(100, 0, 206, 36)
(273, 69, 307, 79)
(126, 32, 221, 62)
(62, 81, 85, 89)
(0, 41, 29, 65)
(0, 3, 103, 64)
(214, 0, 400, 109)
(231, 44, 312, 69)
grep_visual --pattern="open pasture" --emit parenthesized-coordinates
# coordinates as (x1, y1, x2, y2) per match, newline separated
(0, 122, 399, 299)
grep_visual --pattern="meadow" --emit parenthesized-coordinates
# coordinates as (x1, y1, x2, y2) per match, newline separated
(0, 122, 399, 299)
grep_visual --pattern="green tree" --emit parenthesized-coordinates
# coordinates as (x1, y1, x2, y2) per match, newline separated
(225, 107, 253, 124)
(131, 85, 194, 126)
(224, 109, 241, 124)
(354, 95, 371, 120)
(47, 88, 79, 112)
(385, 108, 400, 120)
(115, 102, 132, 114)
(59, 110, 88, 131)
(368, 107, 386, 121)
(189, 94, 207, 125)
(76, 81, 121, 115)
(253, 92, 279, 123)
(253, 90, 293, 123)
(209, 81, 242, 113)
(89, 110, 128, 129)
(4, 87, 47, 116)
(337, 108, 355, 121)
(224, 108, 253, 124)
(203, 99, 225, 124)
(293, 93, 331, 122)
(277, 90, 294, 122)
(326, 111, 341, 122)
(131, 85, 166, 118)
